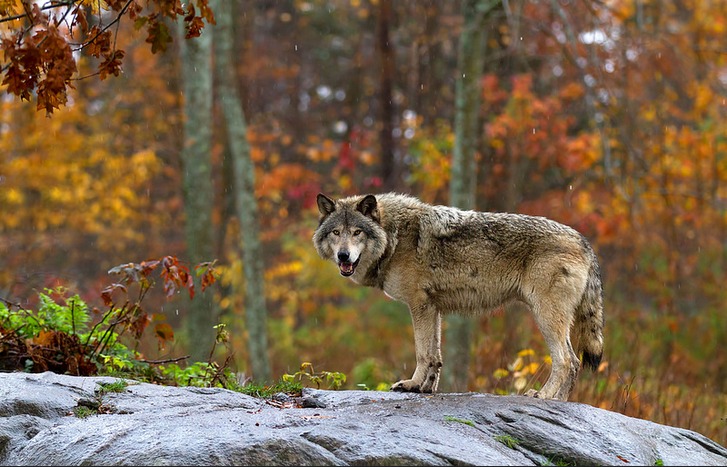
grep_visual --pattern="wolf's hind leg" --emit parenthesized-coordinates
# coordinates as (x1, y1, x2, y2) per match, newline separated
(525, 262, 587, 401)
(391, 302, 442, 393)
(529, 309, 580, 401)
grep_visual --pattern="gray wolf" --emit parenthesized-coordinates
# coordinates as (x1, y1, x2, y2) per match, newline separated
(312, 192, 604, 401)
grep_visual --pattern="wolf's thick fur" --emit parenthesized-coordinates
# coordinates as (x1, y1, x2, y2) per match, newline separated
(313, 192, 604, 401)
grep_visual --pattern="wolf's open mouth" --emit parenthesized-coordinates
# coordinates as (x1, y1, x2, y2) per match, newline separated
(338, 258, 360, 277)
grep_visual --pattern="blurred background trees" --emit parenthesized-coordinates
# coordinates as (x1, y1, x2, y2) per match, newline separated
(0, 0, 725, 443)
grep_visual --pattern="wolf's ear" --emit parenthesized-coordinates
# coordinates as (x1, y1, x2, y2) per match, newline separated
(356, 194, 380, 223)
(317, 193, 336, 217)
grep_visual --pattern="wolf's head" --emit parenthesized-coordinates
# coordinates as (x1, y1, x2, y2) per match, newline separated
(312, 193, 387, 279)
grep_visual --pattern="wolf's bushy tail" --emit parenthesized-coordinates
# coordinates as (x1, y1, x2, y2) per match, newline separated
(572, 249, 604, 371)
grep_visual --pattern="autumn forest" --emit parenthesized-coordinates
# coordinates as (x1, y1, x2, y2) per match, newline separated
(0, 0, 725, 444)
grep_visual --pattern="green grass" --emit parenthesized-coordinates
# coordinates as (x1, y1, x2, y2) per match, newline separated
(542, 456, 573, 466)
(443, 415, 476, 427)
(494, 434, 520, 449)
(234, 378, 303, 399)
(73, 406, 97, 418)
(96, 379, 129, 395)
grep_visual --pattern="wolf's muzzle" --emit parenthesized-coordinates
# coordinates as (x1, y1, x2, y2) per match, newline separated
(337, 251, 351, 262)
(336, 251, 359, 276)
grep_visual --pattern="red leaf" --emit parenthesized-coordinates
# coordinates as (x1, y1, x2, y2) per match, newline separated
(85, 27, 111, 58)
(195, 260, 219, 292)
(129, 309, 150, 339)
(154, 322, 175, 351)
(100, 283, 127, 307)
(73, 6, 89, 35)
(98, 49, 125, 80)
(159, 256, 194, 300)
(185, 16, 205, 39)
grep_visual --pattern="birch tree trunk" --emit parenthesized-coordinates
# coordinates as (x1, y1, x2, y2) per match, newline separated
(212, 0, 271, 383)
(443, 0, 498, 392)
(179, 17, 216, 363)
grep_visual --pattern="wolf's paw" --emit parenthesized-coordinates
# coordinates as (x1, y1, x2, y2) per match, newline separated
(391, 379, 423, 393)
(524, 388, 563, 400)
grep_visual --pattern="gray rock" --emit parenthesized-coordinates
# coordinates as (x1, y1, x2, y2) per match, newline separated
(0, 371, 724, 466)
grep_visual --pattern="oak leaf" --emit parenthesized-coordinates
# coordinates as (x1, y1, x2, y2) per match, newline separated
(145, 17, 173, 54)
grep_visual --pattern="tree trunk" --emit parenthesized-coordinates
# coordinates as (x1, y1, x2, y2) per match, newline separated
(178, 15, 216, 363)
(443, 0, 498, 392)
(212, 0, 272, 383)
(377, 0, 397, 190)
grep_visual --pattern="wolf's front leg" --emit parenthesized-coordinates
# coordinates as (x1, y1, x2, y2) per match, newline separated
(391, 303, 442, 393)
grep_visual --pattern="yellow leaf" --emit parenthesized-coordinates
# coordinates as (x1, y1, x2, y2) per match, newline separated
(517, 348, 535, 357)
(493, 368, 509, 379)
(4, 188, 23, 204)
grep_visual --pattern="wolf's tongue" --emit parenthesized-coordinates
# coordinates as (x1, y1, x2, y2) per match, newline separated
(338, 258, 359, 277)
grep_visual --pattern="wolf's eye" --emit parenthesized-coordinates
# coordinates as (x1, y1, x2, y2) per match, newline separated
(332, 230, 340, 236)
(353, 229, 362, 236)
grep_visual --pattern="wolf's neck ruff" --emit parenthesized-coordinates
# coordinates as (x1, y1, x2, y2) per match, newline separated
(313, 192, 605, 401)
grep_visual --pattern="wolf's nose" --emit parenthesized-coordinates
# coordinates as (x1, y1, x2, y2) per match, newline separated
(337, 251, 350, 262)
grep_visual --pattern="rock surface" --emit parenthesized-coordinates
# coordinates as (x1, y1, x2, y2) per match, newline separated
(0, 371, 725, 466)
